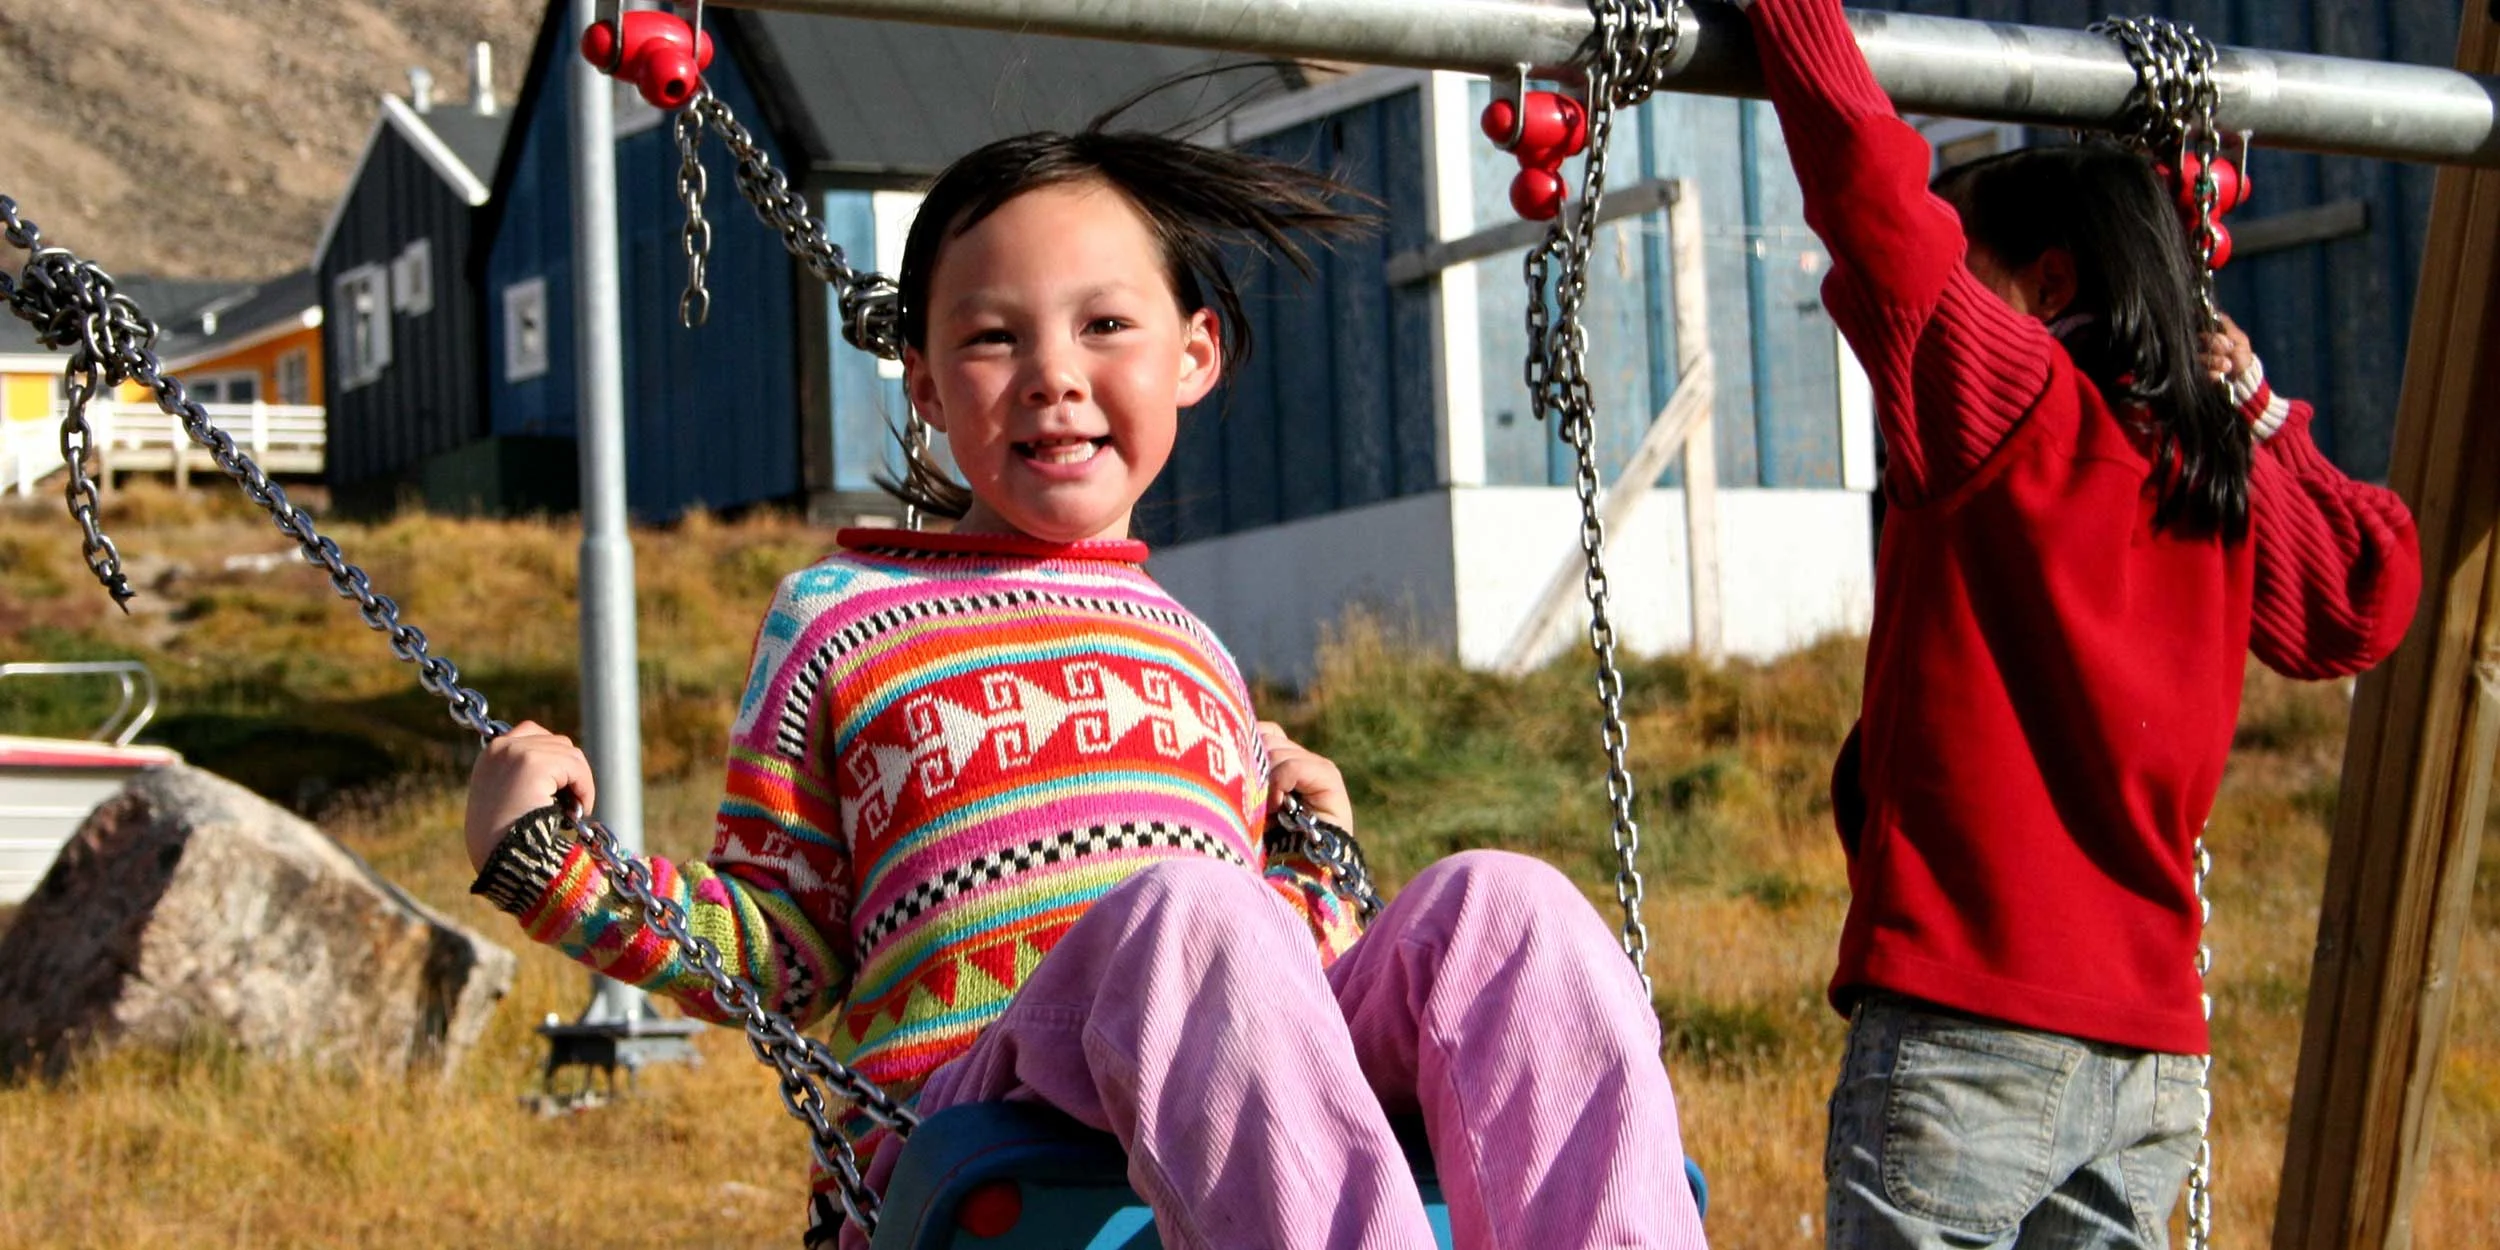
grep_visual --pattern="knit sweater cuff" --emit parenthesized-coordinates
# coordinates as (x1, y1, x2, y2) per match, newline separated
(1747, 0, 1893, 123)
(2229, 357, 2295, 443)
(469, 805, 573, 917)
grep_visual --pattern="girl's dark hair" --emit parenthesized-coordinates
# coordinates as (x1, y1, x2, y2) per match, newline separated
(882, 104, 1374, 521)
(1934, 143, 2252, 542)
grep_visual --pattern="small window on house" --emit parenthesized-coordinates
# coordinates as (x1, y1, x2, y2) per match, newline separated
(335, 263, 393, 390)
(393, 239, 435, 315)
(186, 372, 260, 406)
(504, 277, 550, 382)
(276, 349, 312, 405)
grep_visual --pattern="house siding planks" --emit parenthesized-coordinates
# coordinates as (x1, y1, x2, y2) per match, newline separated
(484, 11, 801, 520)
(320, 122, 486, 492)
(1134, 90, 1438, 547)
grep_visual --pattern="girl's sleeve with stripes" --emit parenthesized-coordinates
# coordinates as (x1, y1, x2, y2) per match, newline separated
(1747, 0, 2055, 506)
(2234, 368, 2424, 679)
(471, 596, 855, 1030)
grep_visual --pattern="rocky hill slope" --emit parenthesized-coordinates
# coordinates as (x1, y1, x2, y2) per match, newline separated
(0, 0, 540, 280)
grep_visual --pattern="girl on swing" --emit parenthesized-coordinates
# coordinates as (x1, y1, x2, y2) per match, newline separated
(462, 124, 1709, 1250)
(1744, 0, 2421, 1244)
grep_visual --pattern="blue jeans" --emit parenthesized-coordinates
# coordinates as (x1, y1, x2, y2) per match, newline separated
(1825, 994, 2203, 1250)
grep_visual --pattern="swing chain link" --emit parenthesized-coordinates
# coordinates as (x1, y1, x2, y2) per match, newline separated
(0, 194, 907, 1240)
(681, 86, 902, 362)
(2091, 15, 2226, 330)
(553, 790, 913, 1236)
(1519, 0, 1681, 993)
(59, 372, 132, 610)
(2189, 834, 2215, 1250)
(669, 85, 935, 532)
(674, 104, 714, 328)
(1270, 793, 1384, 925)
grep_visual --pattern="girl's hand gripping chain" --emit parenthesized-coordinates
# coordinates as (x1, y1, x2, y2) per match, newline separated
(464, 721, 598, 871)
(2202, 311, 2257, 385)
(1259, 721, 1353, 832)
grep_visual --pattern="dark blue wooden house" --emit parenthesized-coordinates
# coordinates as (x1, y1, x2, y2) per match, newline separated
(317, 58, 519, 514)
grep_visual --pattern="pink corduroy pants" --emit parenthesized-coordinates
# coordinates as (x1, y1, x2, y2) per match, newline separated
(844, 849, 1710, 1250)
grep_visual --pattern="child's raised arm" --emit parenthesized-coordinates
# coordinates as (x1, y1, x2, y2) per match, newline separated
(2209, 320, 2422, 677)
(1746, 0, 2058, 505)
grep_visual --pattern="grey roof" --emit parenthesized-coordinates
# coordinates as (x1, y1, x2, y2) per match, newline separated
(152, 268, 318, 364)
(730, 11, 1302, 179)
(1, 275, 259, 357)
(413, 104, 515, 187)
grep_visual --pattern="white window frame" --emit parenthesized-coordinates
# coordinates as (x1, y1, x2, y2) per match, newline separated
(275, 348, 312, 405)
(334, 263, 393, 390)
(392, 239, 435, 315)
(504, 277, 551, 382)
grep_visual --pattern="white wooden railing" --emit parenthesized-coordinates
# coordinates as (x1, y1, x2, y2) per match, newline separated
(2, 401, 326, 497)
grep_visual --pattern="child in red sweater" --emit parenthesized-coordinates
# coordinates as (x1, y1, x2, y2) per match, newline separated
(1745, 0, 2422, 1245)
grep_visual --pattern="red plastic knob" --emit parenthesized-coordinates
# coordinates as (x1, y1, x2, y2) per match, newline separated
(1510, 167, 1568, 221)
(2203, 220, 2234, 269)
(633, 45, 702, 108)
(1481, 98, 1521, 146)
(1513, 92, 1588, 166)
(2170, 153, 2249, 216)
(579, 10, 714, 107)
(957, 1180, 1023, 1239)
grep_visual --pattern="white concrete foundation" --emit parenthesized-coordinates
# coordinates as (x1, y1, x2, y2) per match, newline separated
(1148, 485, 1875, 684)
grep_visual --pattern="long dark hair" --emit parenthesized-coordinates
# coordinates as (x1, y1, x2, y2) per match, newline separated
(883, 111, 1373, 521)
(1934, 143, 2251, 542)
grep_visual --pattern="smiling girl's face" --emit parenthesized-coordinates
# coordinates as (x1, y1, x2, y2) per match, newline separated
(902, 180, 1221, 545)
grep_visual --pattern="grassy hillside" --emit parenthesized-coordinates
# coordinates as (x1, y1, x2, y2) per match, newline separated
(1, 483, 2496, 1246)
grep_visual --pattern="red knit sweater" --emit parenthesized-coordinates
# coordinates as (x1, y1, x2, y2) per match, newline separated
(1749, 0, 2422, 1054)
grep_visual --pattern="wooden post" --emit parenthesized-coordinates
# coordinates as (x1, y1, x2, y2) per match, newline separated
(2272, 7, 2500, 1248)
(1494, 180, 1720, 673)
(1669, 187, 1723, 662)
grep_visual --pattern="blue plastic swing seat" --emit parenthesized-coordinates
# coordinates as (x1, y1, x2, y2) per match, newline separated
(870, 1100, 1708, 1249)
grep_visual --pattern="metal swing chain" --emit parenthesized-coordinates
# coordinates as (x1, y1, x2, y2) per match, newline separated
(2090, 20, 2225, 1250)
(2093, 15, 2228, 330)
(0, 195, 914, 1239)
(58, 368, 133, 609)
(669, 0, 715, 328)
(1271, 793, 1384, 925)
(1522, 0, 1681, 992)
(674, 104, 714, 327)
(667, 83, 936, 530)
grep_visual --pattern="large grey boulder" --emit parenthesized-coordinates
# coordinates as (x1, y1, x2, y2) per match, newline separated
(0, 764, 514, 1078)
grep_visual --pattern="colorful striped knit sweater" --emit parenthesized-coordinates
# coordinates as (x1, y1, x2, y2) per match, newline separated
(474, 528, 1363, 1150)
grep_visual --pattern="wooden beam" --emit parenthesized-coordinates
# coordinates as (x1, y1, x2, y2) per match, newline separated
(1669, 188, 1723, 663)
(2273, 6, 2500, 1249)
(1384, 178, 1682, 287)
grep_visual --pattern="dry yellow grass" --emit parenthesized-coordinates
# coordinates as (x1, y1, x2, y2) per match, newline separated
(1, 483, 2496, 1247)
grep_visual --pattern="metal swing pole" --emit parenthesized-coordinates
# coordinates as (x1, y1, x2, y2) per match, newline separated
(708, 0, 2500, 168)
(549, 0, 702, 1086)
